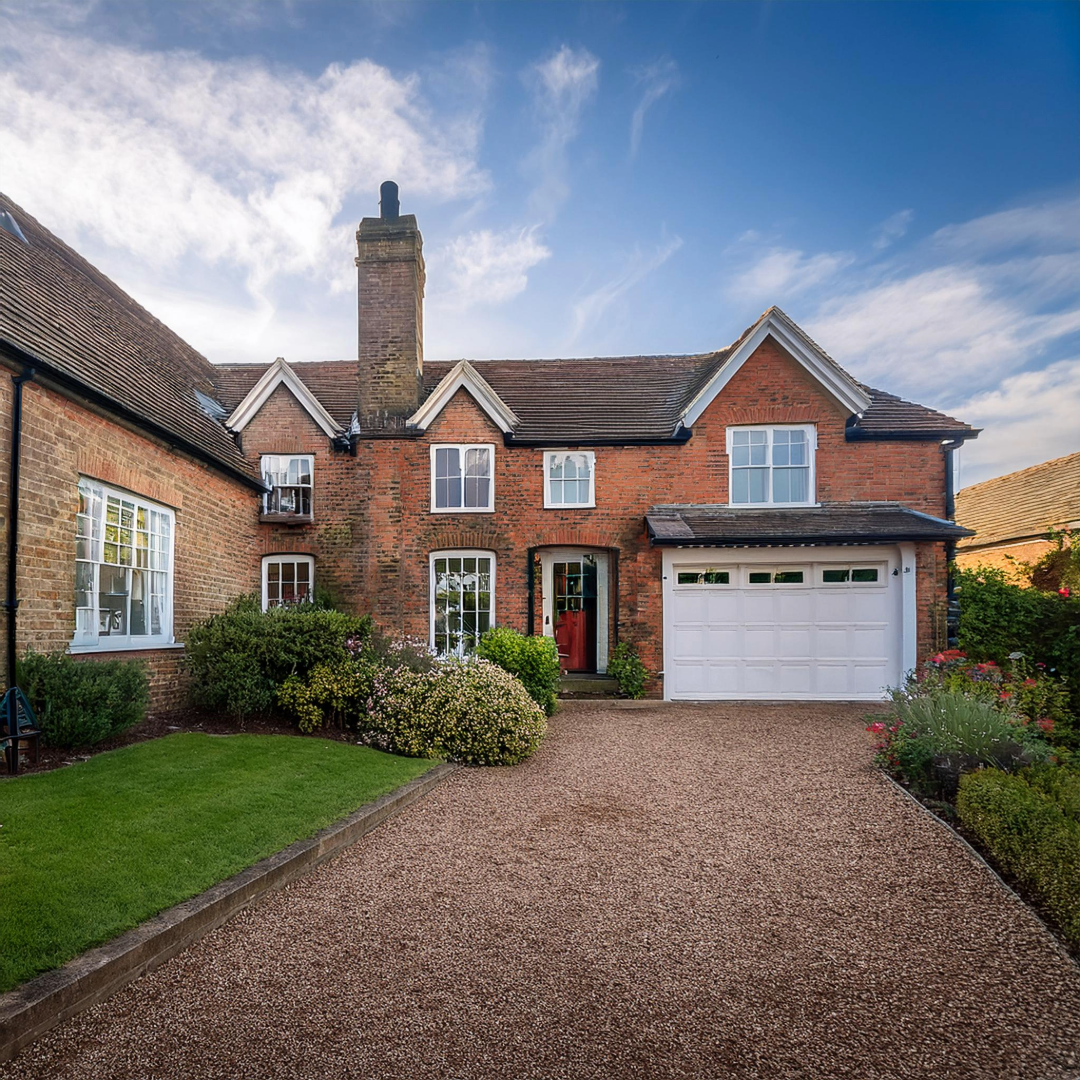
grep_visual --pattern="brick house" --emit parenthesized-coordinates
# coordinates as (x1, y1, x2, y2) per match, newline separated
(0, 185, 977, 706)
(955, 452, 1080, 578)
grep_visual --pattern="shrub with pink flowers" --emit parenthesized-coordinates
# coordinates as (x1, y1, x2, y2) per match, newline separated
(360, 658, 547, 766)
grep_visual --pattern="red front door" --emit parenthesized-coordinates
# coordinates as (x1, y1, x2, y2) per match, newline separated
(552, 559, 598, 672)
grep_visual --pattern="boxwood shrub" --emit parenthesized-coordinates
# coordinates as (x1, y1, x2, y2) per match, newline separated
(184, 596, 372, 719)
(17, 649, 149, 748)
(362, 658, 547, 765)
(477, 626, 560, 716)
(957, 767, 1080, 947)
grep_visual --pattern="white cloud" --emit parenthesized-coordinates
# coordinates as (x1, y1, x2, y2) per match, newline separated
(431, 226, 552, 309)
(951, 359, 1080, 488)
(570, 233, 683, 342)
(933, 195, 1080, 255)
(726, 246, 854, 304)
(872, 209, 914, 251)
(522, 45, 600, 222)
(0, 9, 488, 350)
(629, 57, 679, 159)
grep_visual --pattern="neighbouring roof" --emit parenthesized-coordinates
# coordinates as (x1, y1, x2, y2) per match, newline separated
(0, 193, 263, 488)
(646, 503, 974, 547)
(956, 451, 1080, 549)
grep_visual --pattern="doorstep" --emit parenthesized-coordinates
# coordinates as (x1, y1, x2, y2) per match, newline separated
(559, 673, 620, 696)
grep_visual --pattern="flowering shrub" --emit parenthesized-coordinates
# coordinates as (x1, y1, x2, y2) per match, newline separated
(919, 650, 1074, 747)
(867, 689, 1051, 798)
(277, 657, 381, 734)
(362, 658, 547, 765)
(185, 596, 373, 719)
(477, 627, 560, 715)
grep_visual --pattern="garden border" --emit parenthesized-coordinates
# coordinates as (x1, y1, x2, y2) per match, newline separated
(881, 770, 1078, 970)
(0, 761, 458, 1062)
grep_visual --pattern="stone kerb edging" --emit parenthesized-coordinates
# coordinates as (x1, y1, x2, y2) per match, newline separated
(0, 762, 458, 1063)
(881, 770, 1078, 970)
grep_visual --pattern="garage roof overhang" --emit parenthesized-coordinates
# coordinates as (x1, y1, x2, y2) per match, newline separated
(646, 503, 975, 547)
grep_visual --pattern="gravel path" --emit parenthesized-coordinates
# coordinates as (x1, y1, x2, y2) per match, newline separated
(6, 702, 1079, 1080)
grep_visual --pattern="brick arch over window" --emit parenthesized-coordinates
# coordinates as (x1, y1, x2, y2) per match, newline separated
(531, 529, 620, 550)
(427, 528, 508, 552)
(723, 406, 820, 425)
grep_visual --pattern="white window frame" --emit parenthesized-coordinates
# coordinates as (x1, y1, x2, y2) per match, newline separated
(429, 550, 496, 657)
(71, 479, 175, 652)
(261, 454, 314, 520)
(543, 450, 596, 509)
(430, 444, 495, 513)
(726, 424, 817, 508)
(261, 554, 315, 610)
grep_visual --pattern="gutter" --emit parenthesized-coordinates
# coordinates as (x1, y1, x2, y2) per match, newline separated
(0, 340, 268, 495)
(4, 367, 34, 689)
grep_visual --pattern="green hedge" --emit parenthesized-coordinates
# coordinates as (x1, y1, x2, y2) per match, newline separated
(957, 767, 1080, 947)
(17, 650, 149, 748)
(184, 596, 372, 719)
(955, 566, 1080, 715)
(477, 627, 560, 716)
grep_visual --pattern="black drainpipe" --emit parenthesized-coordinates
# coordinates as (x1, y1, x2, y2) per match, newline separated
(5, 368, 34, 687)
(942, 437, 963, 647)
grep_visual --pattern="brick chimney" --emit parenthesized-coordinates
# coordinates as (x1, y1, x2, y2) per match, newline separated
(356, 180, 425, 427)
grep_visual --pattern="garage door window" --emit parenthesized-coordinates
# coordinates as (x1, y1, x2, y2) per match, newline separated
(747, 569, 806, 585)
(821, 566, 882, 585)
(676, 570, 731, 586)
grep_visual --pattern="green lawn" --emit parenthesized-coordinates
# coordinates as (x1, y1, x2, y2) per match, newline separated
(0, 733, 437, 992)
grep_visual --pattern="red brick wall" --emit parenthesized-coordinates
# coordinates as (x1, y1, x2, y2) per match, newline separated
(333, 339, 953, 685)
(0, 372, 260, 708)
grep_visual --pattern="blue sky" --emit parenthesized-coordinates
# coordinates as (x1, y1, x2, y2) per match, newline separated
(1, 0, 1077, 486)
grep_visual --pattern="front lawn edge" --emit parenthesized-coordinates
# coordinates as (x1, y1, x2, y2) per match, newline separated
(879, 770, 1078, 969)
(0, 760, 457, 1062)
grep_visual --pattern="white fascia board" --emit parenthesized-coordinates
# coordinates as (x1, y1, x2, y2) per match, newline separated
(680, 312, 872, 428)
(408, 360, 519, 434)
(226, 358, 343, 439)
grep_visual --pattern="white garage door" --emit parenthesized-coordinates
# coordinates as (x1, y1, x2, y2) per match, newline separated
(663, 547, 903, 700)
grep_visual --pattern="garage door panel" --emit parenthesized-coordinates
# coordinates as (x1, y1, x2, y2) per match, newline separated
(851, 627, 888, 658)
(778, 628, 811, 656)
(706, 628, 741, 655)
(780, 665, 812, 694)
(777, 593, 812, 620)
(666, 549, 901, 701)
(743, 627, 776, 657)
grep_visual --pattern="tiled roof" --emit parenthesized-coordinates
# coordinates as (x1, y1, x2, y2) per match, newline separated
(215, 351, 976, 446)
(956, 451, 1080, 549)
(0, 193, 262, 487)
(214, 360, 359, 429)
(646, 503, 973, 546)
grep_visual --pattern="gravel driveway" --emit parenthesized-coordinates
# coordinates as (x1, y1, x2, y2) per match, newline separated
(6, 702, 1079, 1080)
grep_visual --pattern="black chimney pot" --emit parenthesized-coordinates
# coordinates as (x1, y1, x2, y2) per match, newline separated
(380, 181, 400, 222)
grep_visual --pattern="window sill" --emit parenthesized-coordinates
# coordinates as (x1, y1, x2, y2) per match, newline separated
(260, 513, 313, 524)
(69, 641, 184, 655)
(543, 502, 596, 510)
(430, 507, 495, 514)
(726, 502, 821, 510)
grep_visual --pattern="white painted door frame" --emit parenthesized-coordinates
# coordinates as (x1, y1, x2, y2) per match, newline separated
(540, 548, 610, 674)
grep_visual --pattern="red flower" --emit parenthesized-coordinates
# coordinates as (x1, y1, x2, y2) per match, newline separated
(1023, 678, 1038, 687)
(1037, 717, 1055, 734)
(866, 721, 886, 734)
(1059, 587, 1071, 598)
(999, 690, 1012, 700)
